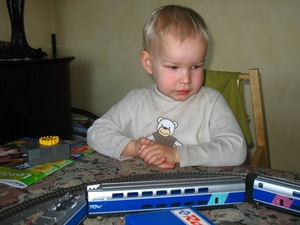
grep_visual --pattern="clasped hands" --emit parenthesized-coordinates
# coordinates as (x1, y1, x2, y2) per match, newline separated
(136, 137, 179, 169)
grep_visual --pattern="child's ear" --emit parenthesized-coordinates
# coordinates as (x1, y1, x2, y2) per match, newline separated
(140, 50, 152, 74)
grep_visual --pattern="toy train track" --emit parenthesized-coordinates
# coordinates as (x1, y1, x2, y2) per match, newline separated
(101, 171, 247, 182)
(0, 183, 87, 224)
(0, 171, 300, 225)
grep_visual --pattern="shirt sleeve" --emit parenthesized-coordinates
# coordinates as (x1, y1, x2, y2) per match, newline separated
(177, 93, 247, 167)
(87, 91, 136, 160)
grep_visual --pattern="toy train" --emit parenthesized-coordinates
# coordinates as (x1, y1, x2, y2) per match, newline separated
(32, 172, 300, 225)
(87, 175, 246, 215)
(252, 174, 300, 216)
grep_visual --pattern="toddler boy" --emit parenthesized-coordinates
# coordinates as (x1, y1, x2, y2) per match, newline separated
(87, 5, 246, 169)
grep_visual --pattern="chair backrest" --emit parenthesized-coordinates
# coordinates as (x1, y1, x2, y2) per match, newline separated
(238, 68, 270, 168)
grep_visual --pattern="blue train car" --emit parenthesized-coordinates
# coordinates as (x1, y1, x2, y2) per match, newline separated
(252, 175, 300, 216)
(87, 176, 246, 216)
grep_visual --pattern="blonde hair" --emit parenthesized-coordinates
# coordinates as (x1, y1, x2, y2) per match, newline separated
(142, 5, 209, 52)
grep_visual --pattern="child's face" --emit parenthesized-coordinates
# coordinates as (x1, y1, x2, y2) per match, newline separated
(141, 34, 207, 101)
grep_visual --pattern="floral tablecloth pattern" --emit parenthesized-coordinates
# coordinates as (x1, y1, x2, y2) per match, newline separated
(1, 151, 300, 224)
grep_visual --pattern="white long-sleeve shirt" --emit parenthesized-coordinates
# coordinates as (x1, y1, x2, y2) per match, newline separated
(87, 85, 246, 167)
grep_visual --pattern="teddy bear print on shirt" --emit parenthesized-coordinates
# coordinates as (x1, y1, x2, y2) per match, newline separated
(147, 117, 182, 147)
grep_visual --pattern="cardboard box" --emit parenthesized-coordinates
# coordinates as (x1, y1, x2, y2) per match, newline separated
(126, 207, 214, 225)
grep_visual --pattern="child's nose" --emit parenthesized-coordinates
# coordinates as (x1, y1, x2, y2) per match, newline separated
(179, 70, 192, 84)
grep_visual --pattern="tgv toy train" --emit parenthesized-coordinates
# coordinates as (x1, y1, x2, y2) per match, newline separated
(31, 172, 300, 225)
(87, 172, 300, 217)
(252, 174, 300, 216)
(87, 175, 246, 215)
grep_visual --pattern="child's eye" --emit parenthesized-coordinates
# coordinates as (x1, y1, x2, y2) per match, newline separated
(168, 66, 178, 70)
(192, 65, 202, 69)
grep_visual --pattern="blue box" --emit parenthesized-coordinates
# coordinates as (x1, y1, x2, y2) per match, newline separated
(126, 207, 214, 225)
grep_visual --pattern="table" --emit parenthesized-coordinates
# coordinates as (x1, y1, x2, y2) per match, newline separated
(1, 151, 300, 224)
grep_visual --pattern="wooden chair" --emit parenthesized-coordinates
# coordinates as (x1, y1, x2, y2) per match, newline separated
(238, 68, 270, 168)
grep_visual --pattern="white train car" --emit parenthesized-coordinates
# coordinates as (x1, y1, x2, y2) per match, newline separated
(252, 175, 300, 216)
(87, 175, 246, 216)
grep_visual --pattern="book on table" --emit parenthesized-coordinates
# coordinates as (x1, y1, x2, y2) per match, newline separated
(0, 137, 93, 188)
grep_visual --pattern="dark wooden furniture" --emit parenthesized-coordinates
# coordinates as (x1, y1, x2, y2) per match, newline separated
(0, 56, 74, 144)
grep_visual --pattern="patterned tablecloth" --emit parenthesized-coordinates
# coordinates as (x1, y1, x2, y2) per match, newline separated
(1, 151, 300, 224)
